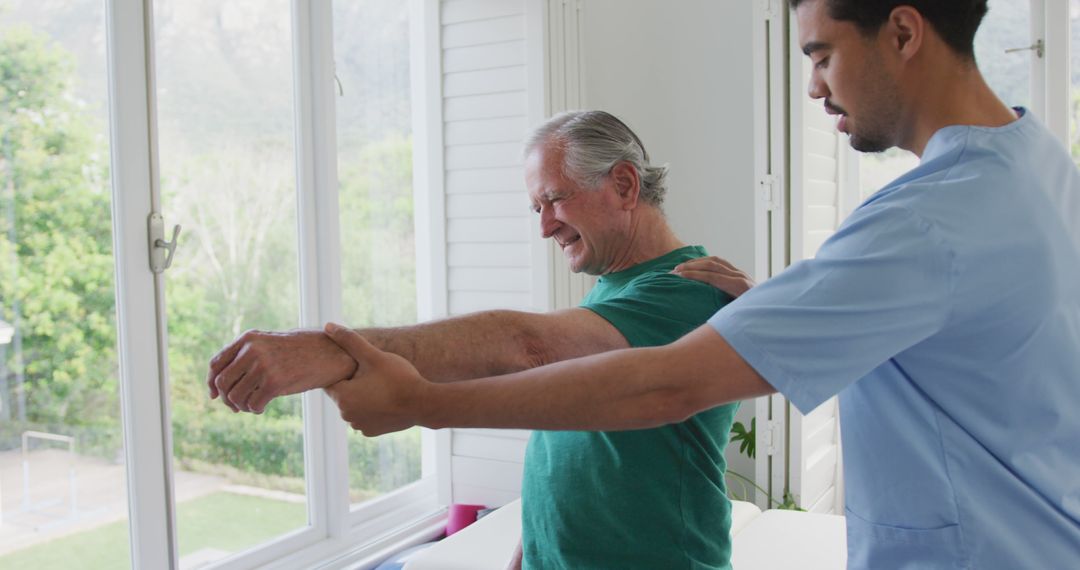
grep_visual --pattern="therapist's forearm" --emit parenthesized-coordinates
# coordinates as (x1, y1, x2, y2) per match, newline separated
(416, 325, 775, 431)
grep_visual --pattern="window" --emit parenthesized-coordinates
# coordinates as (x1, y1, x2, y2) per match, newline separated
(0, 0, 443, 567)
(0, 4, 132, 567)
(332, 0, 425, 509)
(153, 1, 308, 564)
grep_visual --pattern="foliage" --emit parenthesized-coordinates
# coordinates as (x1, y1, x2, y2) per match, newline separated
(1, 24, 420, 499)
(339, 134, 416, 327)
(726, 470, 806, 513)
(171, 406, 420, 493)
(172, 407, 306, 478)
(0, 27, 118, 427)
(729, 417, 755, 459)
(347, 428, 422, 500)
(727, 417, 804, 511)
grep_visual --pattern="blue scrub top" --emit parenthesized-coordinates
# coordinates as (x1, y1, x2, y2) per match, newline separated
(710, 109, 1080, 569)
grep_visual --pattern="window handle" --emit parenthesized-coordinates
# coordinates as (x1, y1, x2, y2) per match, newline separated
(1005, 39, 1044, 59)
(148, 213, 182, 273)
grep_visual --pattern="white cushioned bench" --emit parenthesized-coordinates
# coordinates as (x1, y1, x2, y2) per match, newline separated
(404, 499, 847, 569)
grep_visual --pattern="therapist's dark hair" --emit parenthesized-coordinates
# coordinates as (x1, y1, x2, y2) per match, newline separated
(788, 0, 989, 60)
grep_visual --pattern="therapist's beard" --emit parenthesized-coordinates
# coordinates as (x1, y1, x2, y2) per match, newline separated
(849, 127, 895, 153)
(832, 99, 901, 153)
(845, 63, 904, 153)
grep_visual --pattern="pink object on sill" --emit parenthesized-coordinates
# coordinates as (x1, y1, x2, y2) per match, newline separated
(446, 503, 486, 536)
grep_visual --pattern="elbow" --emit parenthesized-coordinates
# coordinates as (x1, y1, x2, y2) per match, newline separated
(513, 320, 558, 371)
(633, 381, 705, 428)
(658, 388, 705, 426)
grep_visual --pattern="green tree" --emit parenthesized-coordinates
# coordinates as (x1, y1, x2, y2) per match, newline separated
(339, 134, 416, 327)
(0, 27, 117, 427)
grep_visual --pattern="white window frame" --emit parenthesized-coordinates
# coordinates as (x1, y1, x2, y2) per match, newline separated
(104, 0, 449, 567)
(108, 1, 177, 567)
(1032, 0, 1071, 147)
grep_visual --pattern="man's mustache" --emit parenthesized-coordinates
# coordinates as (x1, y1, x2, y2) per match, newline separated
(825, 99, 848, 115)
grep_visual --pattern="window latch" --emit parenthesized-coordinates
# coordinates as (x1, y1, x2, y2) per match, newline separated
(758, 175, 781, 212)
(148, 213, 182, 274)
(1005, 39, 1044, 59)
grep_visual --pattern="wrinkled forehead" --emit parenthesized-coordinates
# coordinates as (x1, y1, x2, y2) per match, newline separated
(525, 145, 581, 196)
(524, 150, 553, 198)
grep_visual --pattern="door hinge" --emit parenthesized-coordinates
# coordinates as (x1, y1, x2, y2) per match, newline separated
(760, 0, 780, 21)
(148, 213, 182, 274)
(761, 419, 783, 456)
(758, 174, 781, 212)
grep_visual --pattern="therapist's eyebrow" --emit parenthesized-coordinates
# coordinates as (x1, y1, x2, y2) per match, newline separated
(802, 41, 830, 56)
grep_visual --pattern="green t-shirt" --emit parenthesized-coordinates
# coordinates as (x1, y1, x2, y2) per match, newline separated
(521, 246, 739, 570)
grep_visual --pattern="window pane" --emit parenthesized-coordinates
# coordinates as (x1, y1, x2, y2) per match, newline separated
(0, 1, 131, 567)
(332, 0, 423, 505)
(860, 0, 1030, 199)
(152, 1, 307, 565)
(975, 0, 1031, 109)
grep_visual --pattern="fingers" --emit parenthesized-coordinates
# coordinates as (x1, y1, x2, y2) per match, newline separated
(325, 383, 371, 436)
(323, 382, 344, 407)
(673, 269, 739, 289)
(322, 382, 357, 427)
(207, 336, 247, 399)
(324, 380, 390, 437)
(247, 384, 277, 415)
(211, 347, 256, 412)
(225, 364, 263, 413)
(673, 268, 727, 284)
(672, 256, 756, 298)
(324, 323, 382, 369)
(673, 255, 739, 274)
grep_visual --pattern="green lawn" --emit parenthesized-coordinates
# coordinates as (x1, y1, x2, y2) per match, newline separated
(0, 492, 307, 569)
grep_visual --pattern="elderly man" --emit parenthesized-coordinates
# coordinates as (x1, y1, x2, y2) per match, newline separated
(208, 110, 751, 569)
(318, 1, 1080, 568)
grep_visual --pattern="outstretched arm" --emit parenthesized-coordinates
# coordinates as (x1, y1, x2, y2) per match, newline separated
(208, 308, 628, 413)
(324, 322, 775, 435)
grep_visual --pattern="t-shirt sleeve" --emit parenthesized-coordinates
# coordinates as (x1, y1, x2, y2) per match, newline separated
(710, 205, 955, 414)
(582, 273, 734, 348)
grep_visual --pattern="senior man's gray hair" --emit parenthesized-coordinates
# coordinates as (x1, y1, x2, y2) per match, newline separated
(524, 110, 669, 208)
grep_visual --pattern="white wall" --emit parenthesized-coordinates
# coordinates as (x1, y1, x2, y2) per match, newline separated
(577, 0, 757, 272)
(576, 0, 759, 486)
(441, 0, 535, 317)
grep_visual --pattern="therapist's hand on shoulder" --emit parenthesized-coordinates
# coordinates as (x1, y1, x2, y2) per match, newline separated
(323, 322, 431, 437)
(672, 255, 755, 298)
(207, 328, 357, 414)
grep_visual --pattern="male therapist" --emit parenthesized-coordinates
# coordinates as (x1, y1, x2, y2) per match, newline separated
(320, 1, 1080, 568)
(209, 111, 751, 569)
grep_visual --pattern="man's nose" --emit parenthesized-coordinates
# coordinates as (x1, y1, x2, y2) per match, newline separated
(539, 208, 559, 238)
(808, 68, 828, 100)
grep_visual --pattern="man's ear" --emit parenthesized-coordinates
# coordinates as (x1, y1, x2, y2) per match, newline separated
(610, 162, 641, 209)
(886, 5, 925, 62)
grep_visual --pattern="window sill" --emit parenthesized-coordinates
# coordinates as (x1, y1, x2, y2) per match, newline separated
(258, 479, 447, 570)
